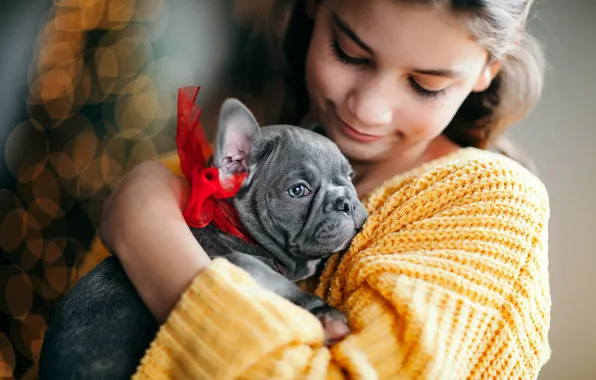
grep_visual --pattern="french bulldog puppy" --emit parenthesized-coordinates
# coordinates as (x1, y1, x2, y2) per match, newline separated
(38, 98, 368, 380)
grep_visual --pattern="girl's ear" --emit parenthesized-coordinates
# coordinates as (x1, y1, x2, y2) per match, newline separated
(472, 60, 503, 92)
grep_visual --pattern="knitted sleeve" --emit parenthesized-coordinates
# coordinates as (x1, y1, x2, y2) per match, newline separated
(132, 150, 551, 379)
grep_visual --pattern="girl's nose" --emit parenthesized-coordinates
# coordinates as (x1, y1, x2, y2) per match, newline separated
(346, 76, 394, 128)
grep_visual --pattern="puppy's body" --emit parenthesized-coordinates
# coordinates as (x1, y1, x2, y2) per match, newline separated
(39, 100, 368, 380)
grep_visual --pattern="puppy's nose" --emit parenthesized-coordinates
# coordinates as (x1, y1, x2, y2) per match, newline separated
(324, 186, 354, 214)
(333, 196, 353, 214)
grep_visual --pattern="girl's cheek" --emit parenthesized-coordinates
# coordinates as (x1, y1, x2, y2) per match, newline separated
(308, 44, 340, 97)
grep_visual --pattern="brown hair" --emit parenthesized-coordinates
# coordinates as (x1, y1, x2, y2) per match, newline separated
(231, 0, 546, 171)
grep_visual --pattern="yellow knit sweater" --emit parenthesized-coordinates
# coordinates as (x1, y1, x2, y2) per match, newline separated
(89, 147, 552, 379)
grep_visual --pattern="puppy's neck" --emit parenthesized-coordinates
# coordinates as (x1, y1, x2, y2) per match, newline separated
(218, 198, 321, 282)
(274, 255, 323, 282)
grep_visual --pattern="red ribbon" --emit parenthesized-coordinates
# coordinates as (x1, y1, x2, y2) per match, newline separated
(176, 86, 257, 245)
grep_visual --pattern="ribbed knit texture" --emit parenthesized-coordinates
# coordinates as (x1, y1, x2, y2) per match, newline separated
(126, 147, 550, 379)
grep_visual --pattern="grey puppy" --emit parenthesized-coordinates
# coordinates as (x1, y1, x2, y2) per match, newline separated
(38, 98, 368, 380)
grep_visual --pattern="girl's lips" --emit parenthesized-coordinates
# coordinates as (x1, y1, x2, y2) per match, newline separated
(337, 116, 383, 143)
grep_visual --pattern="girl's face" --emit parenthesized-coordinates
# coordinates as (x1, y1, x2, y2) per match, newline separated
(305, 0, 500, 163)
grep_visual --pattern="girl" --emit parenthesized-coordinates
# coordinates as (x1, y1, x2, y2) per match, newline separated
(98, 0, 551, 378)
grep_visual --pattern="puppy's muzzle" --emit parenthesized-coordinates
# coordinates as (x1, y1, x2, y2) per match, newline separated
(323, 187, 366, 229)
(332, 195, 353, 215)
(323, 187, 368, 231)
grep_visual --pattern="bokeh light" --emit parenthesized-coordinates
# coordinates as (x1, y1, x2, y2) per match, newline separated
(1, 0, 237, 376)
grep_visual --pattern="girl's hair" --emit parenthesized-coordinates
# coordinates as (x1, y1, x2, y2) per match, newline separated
(231, 0, 546, 170)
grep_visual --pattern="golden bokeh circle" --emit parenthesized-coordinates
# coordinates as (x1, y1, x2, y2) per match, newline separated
(146, 0, 169, 42)
(0, 190, 25, 253)
(0, 208, 28, 253)
(118, 72, 151, 95)
(131, 0, 164, 22)
(35, 15, 85, 49)
(78, 0, 106, 31)
(31, 168, 61, 204)
(27, 198, 64, 230)
(29, 58, 85, 119)
(4, 274, 34, 321)
(41, 253, 69, 301)
(37, 41, 82, 71)
(3, 0, 191, 375)
(73, 64, 93, 106)
(86, 51, 112, 103)
(44, 238, 69, 264)
(49, 152, 78, 181)
(21, 314, 47, 360)
(19, 240, 42, 273)
(34, 68, 75, 100)
(95, 26, 154, 93)
(17, 165, 61, 210)
(21, 363, 40, 380)
(44, 95, 77, 123)
(95, 46, 119, 79)
(0, 332, 16, 378)
(99, 155, 125, 188)
(71, 129, 99, 173)
(19, 212, 44, 272)
(48, 113, 97, 187)
(94, 39, 154, 95)
(53, 161, 104, 200)
(8, 313, 46, 362)
(77, 156, 110, 199)
(54, 5, 98, 32)
(5, 121, 49, 183)
(149, 119, 177, 152)
(124, 137, 158, 171)
(110, 36, 153, 77)
(113, 86, 158, 138)
(107, 0, 135, 23)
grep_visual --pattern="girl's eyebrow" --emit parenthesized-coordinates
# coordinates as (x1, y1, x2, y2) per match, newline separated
(332, 12, 373, 53)
(332, 11, 465, 79)
(411, 68, 465, 78)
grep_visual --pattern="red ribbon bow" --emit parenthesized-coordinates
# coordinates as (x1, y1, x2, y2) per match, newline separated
(176, 86, 256, 245)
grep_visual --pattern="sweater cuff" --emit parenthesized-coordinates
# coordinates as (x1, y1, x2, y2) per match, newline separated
(134, 258, 325, 379)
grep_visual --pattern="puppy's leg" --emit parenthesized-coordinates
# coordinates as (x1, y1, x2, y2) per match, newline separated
(225, 252, 350, 346)
(39, 256, 159, 380)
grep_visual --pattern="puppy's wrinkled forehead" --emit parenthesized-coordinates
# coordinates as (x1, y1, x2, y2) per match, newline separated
(261, 126, 350, 175)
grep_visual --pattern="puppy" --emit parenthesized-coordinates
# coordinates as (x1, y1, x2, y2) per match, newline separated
(38, 98, 368, 380)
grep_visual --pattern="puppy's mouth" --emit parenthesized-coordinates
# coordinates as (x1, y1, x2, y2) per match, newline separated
(289, 218, 360, 259)
(334, 232, 356, 252)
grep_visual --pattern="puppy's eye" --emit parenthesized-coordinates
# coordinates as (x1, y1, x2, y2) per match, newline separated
(287, 184, 312, 198)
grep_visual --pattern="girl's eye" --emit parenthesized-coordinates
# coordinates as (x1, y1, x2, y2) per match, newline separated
(330, 37, 446, 100)
(408, 78, 446, 100)
(287, 184, 312, 198)
(330, 39, 369, 66)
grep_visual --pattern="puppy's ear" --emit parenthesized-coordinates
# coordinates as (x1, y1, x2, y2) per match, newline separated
(214, 98, 260, 179)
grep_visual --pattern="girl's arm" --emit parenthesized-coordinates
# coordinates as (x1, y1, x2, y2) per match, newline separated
(99, 159, 212, 323)
(99, 153, 551, 379)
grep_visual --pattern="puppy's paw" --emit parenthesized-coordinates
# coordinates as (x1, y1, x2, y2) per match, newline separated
(311, 305, 350, 347)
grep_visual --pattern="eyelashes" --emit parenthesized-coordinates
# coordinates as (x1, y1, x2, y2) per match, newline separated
(329, 39, 446, 100)
(330, 40, 369, 66)
(407, 77, 446, 99)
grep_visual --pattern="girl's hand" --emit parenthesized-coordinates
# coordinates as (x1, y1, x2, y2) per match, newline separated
(100, 160, 212, 322)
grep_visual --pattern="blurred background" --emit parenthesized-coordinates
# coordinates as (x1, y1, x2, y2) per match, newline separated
(0, 0, 594, 379)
